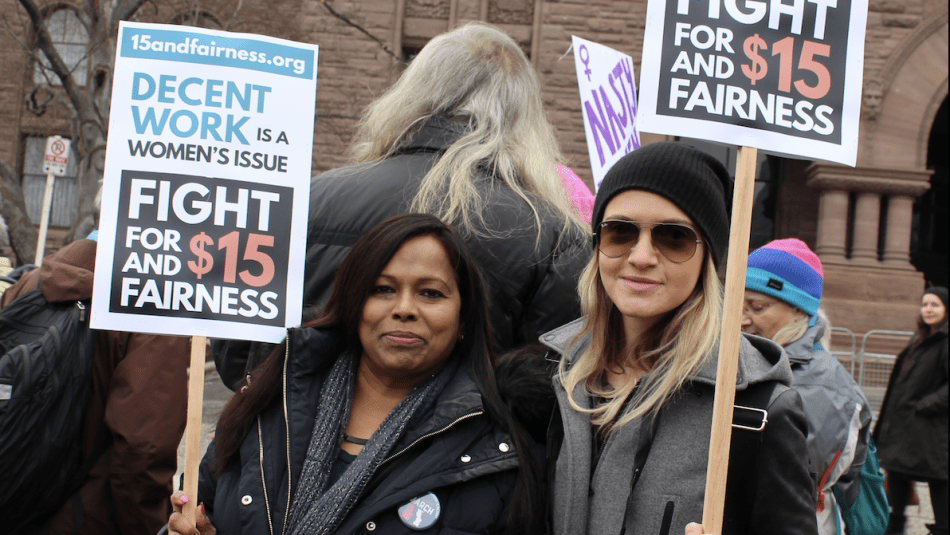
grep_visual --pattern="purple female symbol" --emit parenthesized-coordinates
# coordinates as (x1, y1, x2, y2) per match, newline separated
(579, 45, 592, 81)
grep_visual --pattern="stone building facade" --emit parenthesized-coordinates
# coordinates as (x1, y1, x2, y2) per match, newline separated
(0, 0, 946, 339)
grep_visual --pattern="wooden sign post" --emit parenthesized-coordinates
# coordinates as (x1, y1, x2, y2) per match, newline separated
(701, 145, 758, 534)
(181, 335, 207, 523)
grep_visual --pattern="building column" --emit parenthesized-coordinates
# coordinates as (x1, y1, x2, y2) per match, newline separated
(851, 192, 881, 263)
(882, 195, 916, 266)
(815, 189, 850, 261)
(807, 164, 932, 267)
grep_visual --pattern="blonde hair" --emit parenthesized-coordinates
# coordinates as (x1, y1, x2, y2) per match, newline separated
(772, 308, 832, 348)
(559, 252, 723, 431)
(349, 22, 582, 239)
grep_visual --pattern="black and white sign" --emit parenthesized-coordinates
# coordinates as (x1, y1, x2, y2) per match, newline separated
(92, 22, 318, 342)
(638, 0, 868, 166)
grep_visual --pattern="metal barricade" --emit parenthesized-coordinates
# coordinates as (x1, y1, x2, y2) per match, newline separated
(830, 326, 856, 378)
(858, 329, 913, 417)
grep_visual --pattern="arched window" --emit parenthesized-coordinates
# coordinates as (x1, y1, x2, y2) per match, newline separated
(33, 9, 90, 87)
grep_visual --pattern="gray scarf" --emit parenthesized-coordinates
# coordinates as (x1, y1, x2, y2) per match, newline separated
(285, 350, 456, 535)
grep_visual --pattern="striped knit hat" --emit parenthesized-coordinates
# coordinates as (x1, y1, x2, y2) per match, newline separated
(746, 238, 823, 319)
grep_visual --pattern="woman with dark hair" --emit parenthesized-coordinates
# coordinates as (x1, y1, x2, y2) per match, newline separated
(167, 214, 541, 535)
(541, 142, 817, 535)
(874, 287, 948, 535)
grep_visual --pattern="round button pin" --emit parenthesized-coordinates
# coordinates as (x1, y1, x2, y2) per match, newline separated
(241, 494, 253, 505)
(397, 492, 441, 530)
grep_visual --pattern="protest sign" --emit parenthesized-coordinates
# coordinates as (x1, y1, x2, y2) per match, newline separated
(638, 0, 868, 166)
(92, 21, 318, 344)
(572, 36, 640, 190)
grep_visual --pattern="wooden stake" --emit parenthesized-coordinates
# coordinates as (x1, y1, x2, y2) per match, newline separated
(701, 145, 758, 535)
(34, 172, 55, 266)
(182, 335, 207, 523)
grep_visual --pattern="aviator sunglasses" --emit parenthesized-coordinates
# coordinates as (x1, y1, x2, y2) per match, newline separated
(595, 220, 702, 263)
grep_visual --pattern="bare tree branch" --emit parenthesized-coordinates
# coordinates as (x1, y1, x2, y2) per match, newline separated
(17, 0, 103, 131)
(225, 0, 244, 30)
(110, 0, 150, 32)
(0, 159, 38, 265)
(320, 0, 399, 60)
(0, 12, 32, 52)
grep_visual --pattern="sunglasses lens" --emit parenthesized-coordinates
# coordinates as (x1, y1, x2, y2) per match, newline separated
(653, 224, 698, 262)
(598, 221, 640, 258)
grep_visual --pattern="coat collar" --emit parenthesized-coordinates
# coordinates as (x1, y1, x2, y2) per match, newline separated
(539, 317, 793, 390)
(398, 116, 472, 154)
(285, 326, 486, 450)
(783, 316, 828, 364)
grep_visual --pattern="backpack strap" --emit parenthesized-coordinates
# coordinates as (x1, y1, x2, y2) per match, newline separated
(723, 381, 785, 534)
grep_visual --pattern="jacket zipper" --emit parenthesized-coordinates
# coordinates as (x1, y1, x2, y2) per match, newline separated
(378, 410, 484, 468)
(281, 334, 291, 535)
(258, 417, 274, 535)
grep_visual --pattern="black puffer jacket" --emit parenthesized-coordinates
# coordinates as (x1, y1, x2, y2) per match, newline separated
(304, 116, 589, 351)
(874, 329, 948, 480)
(197, 327, 523, 534)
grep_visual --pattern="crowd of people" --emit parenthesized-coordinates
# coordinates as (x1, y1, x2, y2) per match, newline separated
(1, 20, 946, 535)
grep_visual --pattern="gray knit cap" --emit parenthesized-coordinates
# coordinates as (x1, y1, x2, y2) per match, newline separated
(591, 142, 733, 267)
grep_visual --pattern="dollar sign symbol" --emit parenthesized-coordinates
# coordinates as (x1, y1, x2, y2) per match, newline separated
(742, 34, 768, 85)
(188, 232, 214, 279)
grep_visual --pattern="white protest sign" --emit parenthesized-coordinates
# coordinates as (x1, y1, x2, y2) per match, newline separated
(92, 21, 318, 343)
(573, 36, 640, 190)
(43, 135, 70, 176)
(637, 0, 868, 166)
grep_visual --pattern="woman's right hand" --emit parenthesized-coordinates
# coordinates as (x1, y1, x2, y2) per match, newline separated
(168, 491, 216, 535)
(685, 522, 708, 535)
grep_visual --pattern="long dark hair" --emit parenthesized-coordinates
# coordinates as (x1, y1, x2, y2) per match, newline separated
(213, 213, 542, 534)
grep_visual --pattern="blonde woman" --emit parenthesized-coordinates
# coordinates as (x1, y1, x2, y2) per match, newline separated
(214, 22, 589, 390)
(540, 143, 817, 535)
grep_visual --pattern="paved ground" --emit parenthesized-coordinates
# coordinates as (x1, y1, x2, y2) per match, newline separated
(177, 368, 936, 533)
(905, 482, 936, 535)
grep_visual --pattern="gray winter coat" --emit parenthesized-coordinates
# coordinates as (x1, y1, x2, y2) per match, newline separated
(542, 319, 818, 535)
(783, 317, 872, 534)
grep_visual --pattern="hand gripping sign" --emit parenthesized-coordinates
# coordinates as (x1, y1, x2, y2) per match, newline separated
(93, 21, 318, 523)
(572, 36, 641, 191)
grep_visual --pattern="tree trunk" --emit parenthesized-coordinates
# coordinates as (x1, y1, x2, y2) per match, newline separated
(0, 160, 38, 265)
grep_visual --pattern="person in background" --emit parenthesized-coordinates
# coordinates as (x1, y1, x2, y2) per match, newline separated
(742, 238, 885, 535)
(541, 142, 817, 535)
(874, 286, 948, 535)
(1, 232, 189, 535)
(168, 214, 543, 535)
(214, 21, 589, 391)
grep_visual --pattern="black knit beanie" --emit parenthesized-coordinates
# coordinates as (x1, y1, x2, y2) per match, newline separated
(591, 142, 733, 267)
(925, 286, 949, 308)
